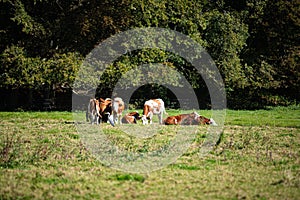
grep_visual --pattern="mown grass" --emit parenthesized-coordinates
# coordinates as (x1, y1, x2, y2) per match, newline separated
(0, 106, 299, 199)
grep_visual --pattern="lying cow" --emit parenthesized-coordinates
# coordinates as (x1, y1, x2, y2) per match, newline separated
(121, 111, 141, 124)
(86, 98, 100, 124)
(141, 99, 167, 125)
(112, 97, 125, 124)
(164, 112, 217, 126)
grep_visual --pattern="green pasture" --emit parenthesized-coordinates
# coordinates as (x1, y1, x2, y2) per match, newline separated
(0, 106, 299, 199)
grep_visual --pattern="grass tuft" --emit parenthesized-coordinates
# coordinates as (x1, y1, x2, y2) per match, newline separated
(111, 173, 146, 182)
(170, 163, 200, 170)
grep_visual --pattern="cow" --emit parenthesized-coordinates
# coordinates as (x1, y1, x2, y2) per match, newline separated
(121, 111, 141, 124)
(112, 97, 125, 124)
(98, 98, 112, 123)
(141, 99, 167, 125)
(86, 98, 100, 124)
(164, 112, 217, 126)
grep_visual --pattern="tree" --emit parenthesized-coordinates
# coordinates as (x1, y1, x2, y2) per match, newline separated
(240, 0, 300, 104)
(1, 0, 299, 110)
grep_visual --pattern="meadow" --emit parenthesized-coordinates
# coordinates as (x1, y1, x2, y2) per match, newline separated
(0, 106, 299, 199)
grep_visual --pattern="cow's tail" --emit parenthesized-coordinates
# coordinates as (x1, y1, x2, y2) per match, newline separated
(164, 108, 168, 116)
(160, 100, 168, 116)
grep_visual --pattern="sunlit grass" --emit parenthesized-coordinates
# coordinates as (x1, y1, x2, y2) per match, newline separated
(0, 106, 299, 199)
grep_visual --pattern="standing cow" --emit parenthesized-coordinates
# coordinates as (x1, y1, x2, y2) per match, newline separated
(98, 98, 112, 123)
(86, 98, 100, 124)
(141, 99, 167, 125)
(112, 97, 125, 125)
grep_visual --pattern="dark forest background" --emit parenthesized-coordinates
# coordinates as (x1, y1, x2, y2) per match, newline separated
(0, 0, 299, 110)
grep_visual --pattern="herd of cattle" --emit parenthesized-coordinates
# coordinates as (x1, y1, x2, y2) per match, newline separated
(86, 97, 217, 126)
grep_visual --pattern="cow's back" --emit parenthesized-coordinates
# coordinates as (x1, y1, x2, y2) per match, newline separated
(144, 99, 165, 114)
(113, 97, 124, 114)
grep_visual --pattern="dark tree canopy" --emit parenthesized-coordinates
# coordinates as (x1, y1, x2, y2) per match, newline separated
(0, 0, 299, 110)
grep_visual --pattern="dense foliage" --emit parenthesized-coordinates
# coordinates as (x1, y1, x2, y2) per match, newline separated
(0, 0, 299, 110)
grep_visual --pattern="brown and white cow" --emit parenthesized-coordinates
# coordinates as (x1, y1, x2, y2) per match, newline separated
(86, 98, 101, 124)
(112, 97, 125, 124)
(142, 99, 167, 125)
(98, 98, 112, 123)
(164, 111, 217, 126)
(121, 111, 141, 124)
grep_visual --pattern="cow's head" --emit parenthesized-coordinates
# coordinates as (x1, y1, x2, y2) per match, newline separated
(197, 116, 211, 125)
(195, 116, 218, 126)
(141, 115, 148, 125)
(190, 111, 217, 125)
(142, 104, 151, 125)
(209, 118, 218, 126)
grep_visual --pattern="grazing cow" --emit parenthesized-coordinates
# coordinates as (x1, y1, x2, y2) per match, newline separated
(86, 98, 101, 124)
(121, 111, 141, 124)
(112, 97, 125, 124)
(142, 99, 167, 125)
(164, 112, 217, 126)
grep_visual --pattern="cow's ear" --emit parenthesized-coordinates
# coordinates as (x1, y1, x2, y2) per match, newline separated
(99, 98, 105, 102)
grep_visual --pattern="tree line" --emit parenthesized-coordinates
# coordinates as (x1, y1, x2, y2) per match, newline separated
(0, 0, 299, 110)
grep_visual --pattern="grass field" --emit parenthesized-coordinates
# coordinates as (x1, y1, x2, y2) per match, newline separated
(0, 106, 299, 199)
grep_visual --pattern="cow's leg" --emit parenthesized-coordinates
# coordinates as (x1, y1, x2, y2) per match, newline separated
(158, 113, 163, 124)
(96, 115, 99, 125)
(88, 113, 92, 123)
(89, 112, 93, 124)
(93, 115, 97, 125)
(86, 111, 89, 122)
(91, 110, 99, 125)
(118, 114, 122, 125)
(149, 112, 153, 124)
(158, 114, 162, 124)
(91, 114, 95, 125)
(94, 113, 98, 125)
(113, 112, 118, 124)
